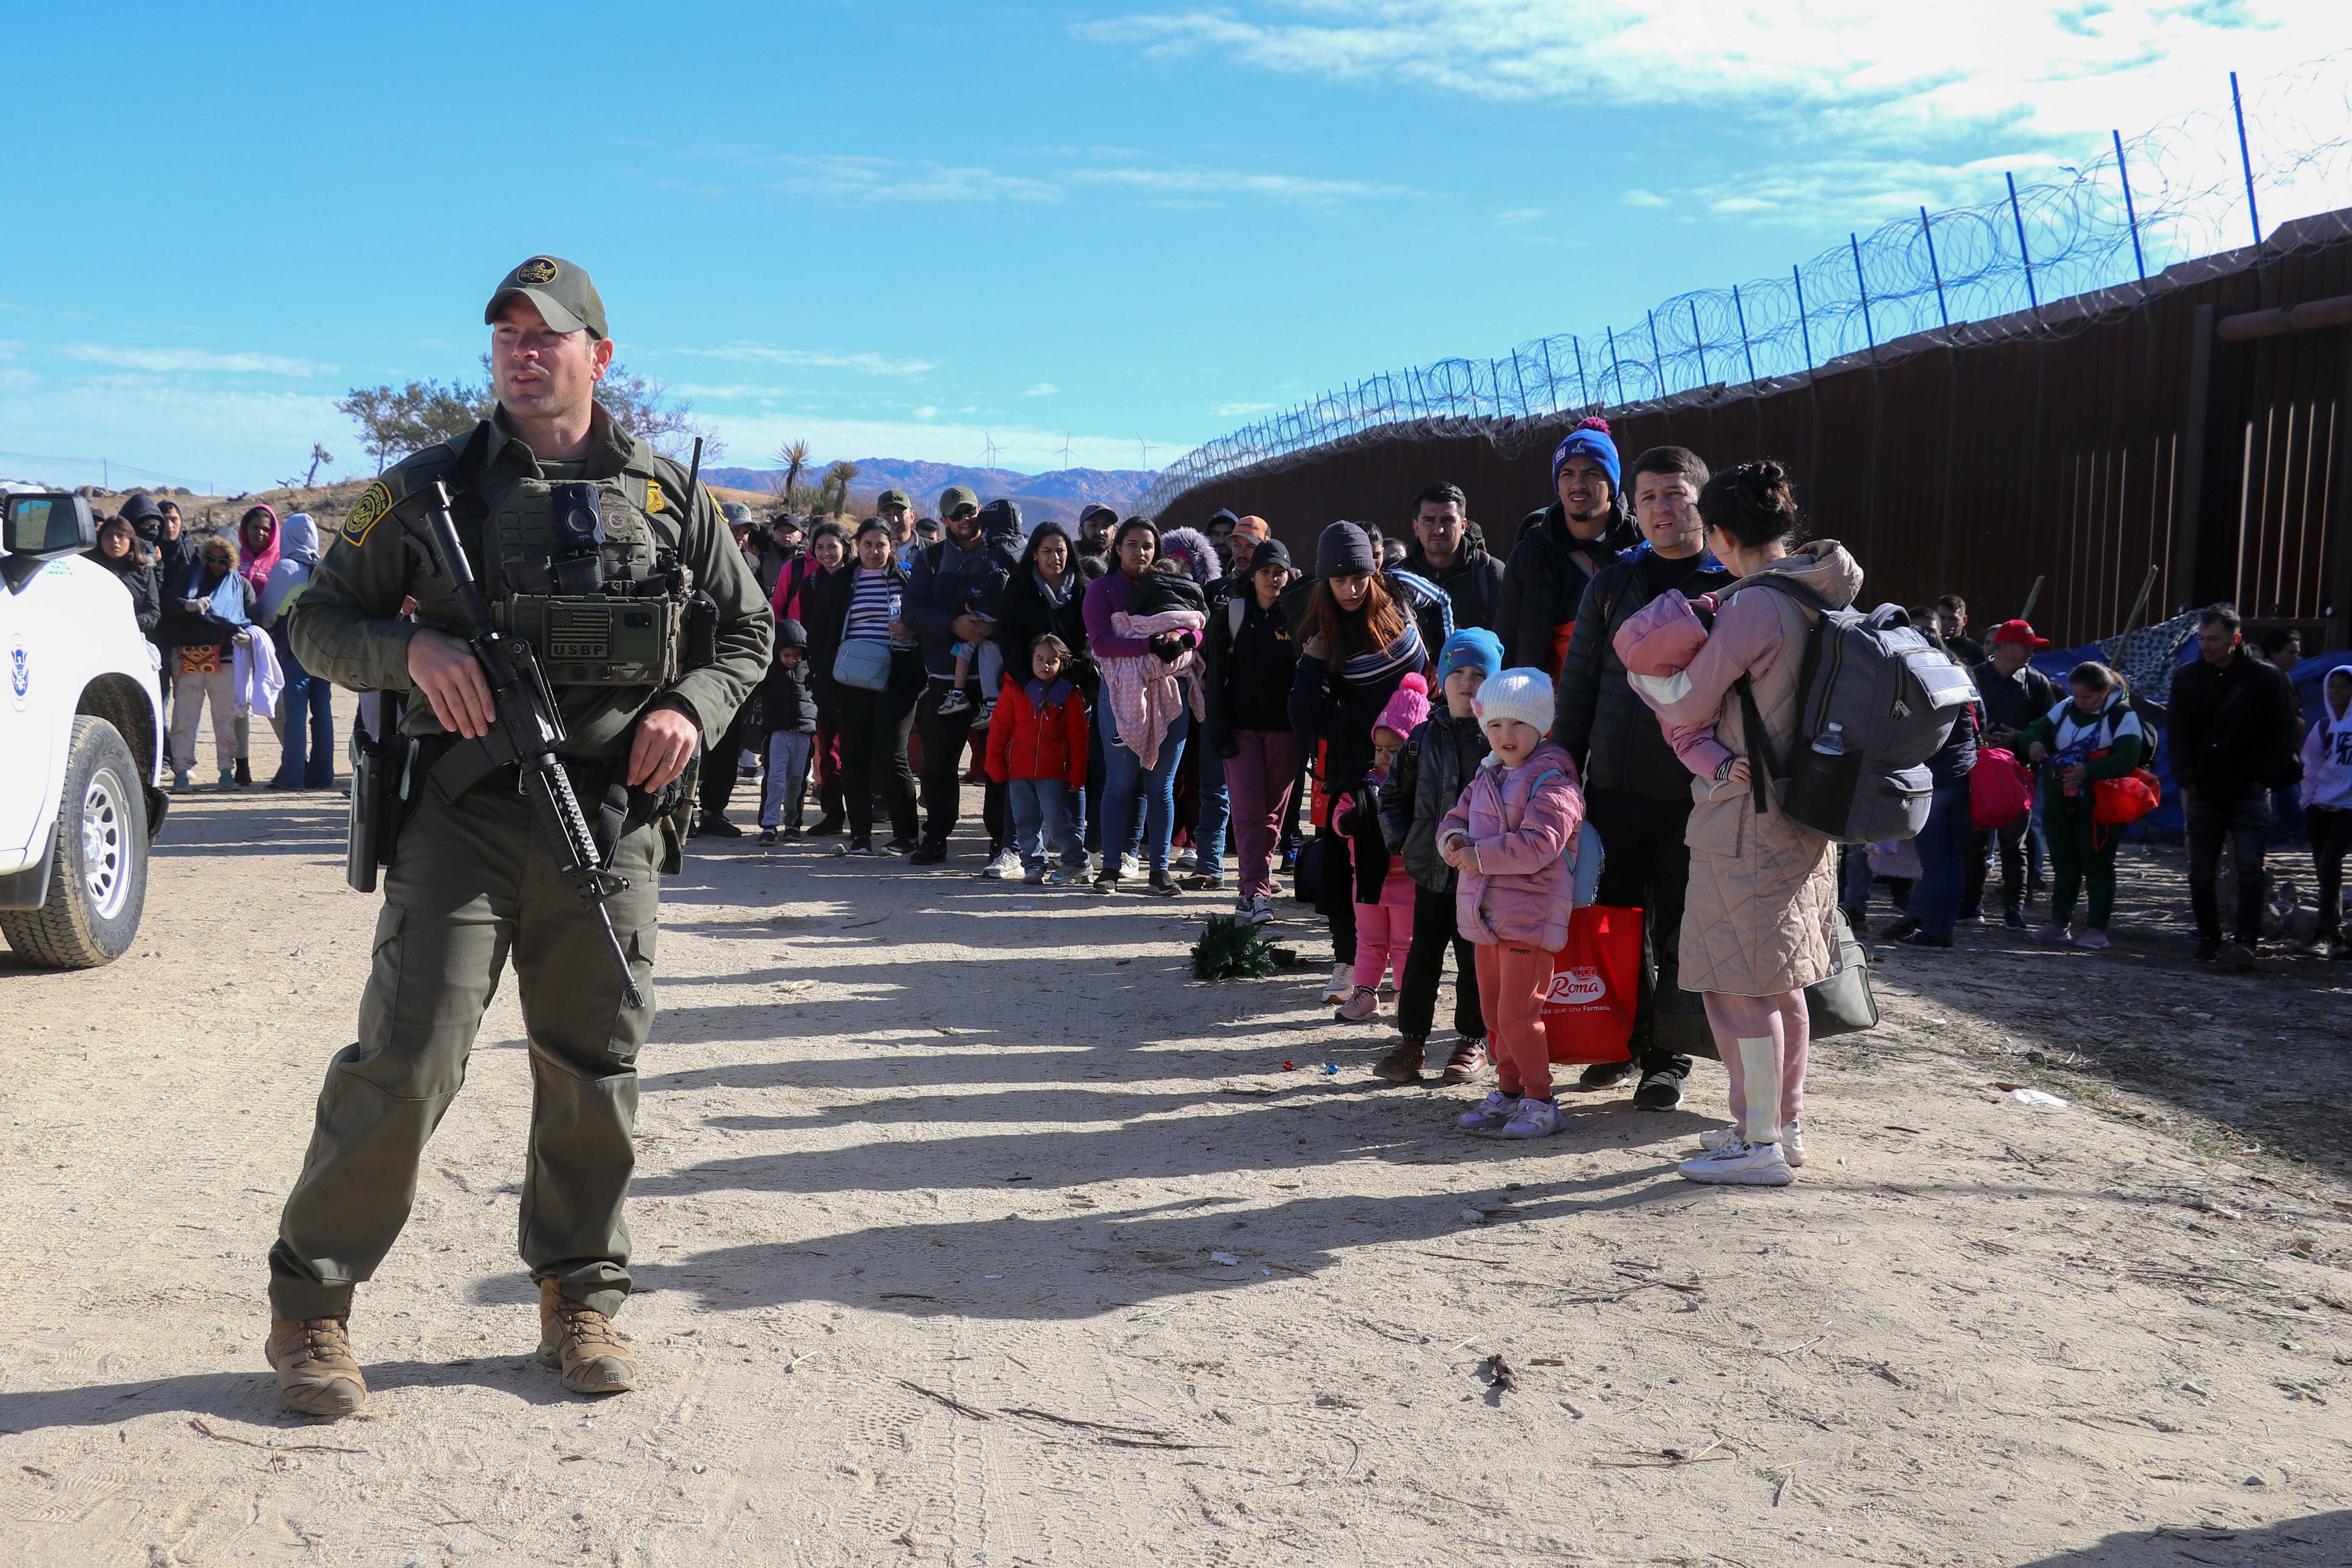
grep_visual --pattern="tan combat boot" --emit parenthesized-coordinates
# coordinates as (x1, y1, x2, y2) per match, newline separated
(536, 1279, 637, 1394)
(266, 1316, 367, 1416)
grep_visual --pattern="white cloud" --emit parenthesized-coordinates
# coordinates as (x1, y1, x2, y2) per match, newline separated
(1496, 207, 1547, 225)
(1075, 3, 2343, 151)
(56, 342, 326, 376)
(666, 343, 937, 377)
(913, 406, 940, 420)
(762, 154, 1062, 204)
(0, 373, 349, 492)
(1022, 382, 1060, 396)
(1618, 189, 1668, 209)
(1063, 165, 1412, 202)
(1212, 400, 1280, 417)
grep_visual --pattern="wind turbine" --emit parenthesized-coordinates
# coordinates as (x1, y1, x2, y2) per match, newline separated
(981, 432, 1000, 470)
(1059, 433, 1073, 473)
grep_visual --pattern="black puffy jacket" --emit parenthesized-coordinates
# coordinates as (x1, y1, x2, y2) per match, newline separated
(994, 563, 1096, 698)
(1401, 533, 1506, 634)
(1552, 550, 1734, 801)
(1495, 502, 1638, 673)
(1379, 708, 1490, 892)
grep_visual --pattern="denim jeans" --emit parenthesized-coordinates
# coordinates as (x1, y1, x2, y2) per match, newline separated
(1193, 741, 1229, 872)
(1083, 698, 1108, 854)
(759, 731, 814, 828)
(1911, 781, 1975, 938)
(1007, 778, 1084, 873)
(1103, 709, 1189, 873)
(270, 639, 336, 789)
(2188, 788, 2273, 942)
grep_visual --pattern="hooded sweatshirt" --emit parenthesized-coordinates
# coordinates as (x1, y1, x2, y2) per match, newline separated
(237, 506, 281, 599)
(2300, 679, 2352, 811)
(260, 513, 322, 625)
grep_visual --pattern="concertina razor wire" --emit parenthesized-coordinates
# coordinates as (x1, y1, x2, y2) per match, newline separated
(1140, 55, 2352, 516)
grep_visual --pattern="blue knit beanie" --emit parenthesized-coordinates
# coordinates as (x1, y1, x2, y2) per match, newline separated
(1439, 627, 1504, 680)
(1551, 416, 1621, 490)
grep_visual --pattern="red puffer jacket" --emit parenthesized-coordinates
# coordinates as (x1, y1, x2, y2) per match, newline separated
(985, 673, 1089, 788)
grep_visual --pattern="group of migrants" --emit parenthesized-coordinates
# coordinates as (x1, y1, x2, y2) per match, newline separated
(662, 417, 2337, 1191)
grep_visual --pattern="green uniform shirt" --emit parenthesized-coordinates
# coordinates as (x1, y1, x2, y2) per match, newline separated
(291, 404, 771, 758)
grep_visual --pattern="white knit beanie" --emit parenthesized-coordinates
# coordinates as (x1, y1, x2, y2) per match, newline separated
(1473, 667, 1554, 737)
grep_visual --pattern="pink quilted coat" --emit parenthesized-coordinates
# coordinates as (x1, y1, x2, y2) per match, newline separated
(1440, 739, 1586, 951)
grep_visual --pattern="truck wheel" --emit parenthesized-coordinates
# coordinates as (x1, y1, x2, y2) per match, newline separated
(0, 717, 149, 968)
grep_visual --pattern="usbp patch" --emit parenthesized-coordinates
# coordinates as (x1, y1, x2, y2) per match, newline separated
(342, 480, 395, 546)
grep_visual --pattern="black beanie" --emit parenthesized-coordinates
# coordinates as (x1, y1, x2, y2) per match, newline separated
(1315, 521, 1376, 578)
(1248, 538, 1292, 574)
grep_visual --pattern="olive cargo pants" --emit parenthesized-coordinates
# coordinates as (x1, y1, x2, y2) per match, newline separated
(268, 780, 659, 1322)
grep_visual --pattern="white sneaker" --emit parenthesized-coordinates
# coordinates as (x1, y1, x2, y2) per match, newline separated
(979, 850, 1014, 879)
(1234, 894, 1265, 925)
(1173, 847, 1197, 870)
(1323, 963, 1353, 1004)
(1118, 853, 1142, 879)
(1700, 1117, 1806, 1167)
(1251, 893, 1276, 925)
(1500, 1096, 1564, 1139)
(1679, 1137, 1795, 1186)
(1458, 1090, 1521, 1131)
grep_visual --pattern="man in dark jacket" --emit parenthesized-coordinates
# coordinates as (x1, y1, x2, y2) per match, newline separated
(1551, 445, 1732, 1109)
(1378, 628, 1501, 1084)
(904, 488, 1021, 863)
(2169, 603, 2304, 967)
(1496, 419, 1638, 674)
(1963, 620, 2062, 929)
(1401, 482, 1506, 633)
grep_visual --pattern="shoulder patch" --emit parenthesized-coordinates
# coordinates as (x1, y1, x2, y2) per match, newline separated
(342, 480, 395, 547)
(645, 479, 665, 514)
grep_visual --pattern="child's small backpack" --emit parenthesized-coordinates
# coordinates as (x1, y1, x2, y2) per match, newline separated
(1729, 580, 1975, 844)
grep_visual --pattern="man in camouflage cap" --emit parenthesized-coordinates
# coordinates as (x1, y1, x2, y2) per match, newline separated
(265, 255, 771, 1415)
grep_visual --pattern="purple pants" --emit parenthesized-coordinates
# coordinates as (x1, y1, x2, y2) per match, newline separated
(1224, 728, 1304, 902)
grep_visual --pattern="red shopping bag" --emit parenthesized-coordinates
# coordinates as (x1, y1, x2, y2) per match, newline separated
(1541, 905, 1642, 1065)
(1969, 746, 2033, 829)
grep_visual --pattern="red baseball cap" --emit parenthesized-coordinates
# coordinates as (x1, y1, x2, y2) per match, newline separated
(1988, 619, 2049, 648)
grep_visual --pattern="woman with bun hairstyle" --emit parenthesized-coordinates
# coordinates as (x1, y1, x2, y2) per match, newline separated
(1612, 462, 1860, 1187)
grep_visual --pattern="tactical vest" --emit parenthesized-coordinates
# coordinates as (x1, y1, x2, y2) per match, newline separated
(478, 470, 695, 687)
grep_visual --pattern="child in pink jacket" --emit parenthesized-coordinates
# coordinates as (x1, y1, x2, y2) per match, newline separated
(1333, 675, 1430, 1021)
(1437, 668, 1586, 1140)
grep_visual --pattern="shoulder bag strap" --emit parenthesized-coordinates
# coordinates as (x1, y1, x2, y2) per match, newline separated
(1734, 674, 1778, 815)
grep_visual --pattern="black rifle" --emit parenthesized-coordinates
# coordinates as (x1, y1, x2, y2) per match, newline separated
(394, 479, 644, 1007)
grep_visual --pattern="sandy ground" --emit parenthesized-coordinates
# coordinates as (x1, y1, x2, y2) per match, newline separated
(3, 701, 2350, 1568)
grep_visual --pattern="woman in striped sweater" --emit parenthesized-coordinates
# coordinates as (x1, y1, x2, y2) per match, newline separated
(808, 517, 925, 855)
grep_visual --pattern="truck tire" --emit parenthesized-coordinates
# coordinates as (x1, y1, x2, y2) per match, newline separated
(0, 717, 149, 968)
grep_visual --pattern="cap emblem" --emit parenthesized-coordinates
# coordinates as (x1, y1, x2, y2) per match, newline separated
(515, 256, 559, 285)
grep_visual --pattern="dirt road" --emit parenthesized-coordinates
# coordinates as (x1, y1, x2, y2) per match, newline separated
(3, 733, 2349, 1566)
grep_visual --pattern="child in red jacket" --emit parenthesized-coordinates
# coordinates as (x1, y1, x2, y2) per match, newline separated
(986, 634, 1091, 885)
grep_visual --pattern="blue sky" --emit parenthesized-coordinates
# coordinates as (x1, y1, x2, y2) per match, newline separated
(3, 2, 2347, 493)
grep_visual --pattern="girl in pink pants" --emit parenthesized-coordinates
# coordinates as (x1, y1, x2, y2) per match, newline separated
(1336, 675, 1429, 1021)
(1437, 669, 1585, 1140)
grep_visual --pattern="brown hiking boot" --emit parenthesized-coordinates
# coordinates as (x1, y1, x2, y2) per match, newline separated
(1438, 1036, 1489, 1083)
(536, 1279, 637, 1395)
(266, 1316, 367, 1417)
(1373, 1037, 1426, 1083)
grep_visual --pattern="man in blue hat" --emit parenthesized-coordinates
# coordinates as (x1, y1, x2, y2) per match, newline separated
(1497, 417, 1638, 676)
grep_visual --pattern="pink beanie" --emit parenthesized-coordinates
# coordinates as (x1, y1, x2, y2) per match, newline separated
(1374, 672, 1430, 740)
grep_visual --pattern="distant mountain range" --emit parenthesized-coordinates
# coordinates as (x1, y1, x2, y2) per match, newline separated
(705, 459, 1151, 526)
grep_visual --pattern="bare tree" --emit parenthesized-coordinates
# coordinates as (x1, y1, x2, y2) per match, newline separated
(305, 444, 333, 487)
(336, 381, 492, 472)
(597, 361, 724, 462)
(775, 439, 811, 511)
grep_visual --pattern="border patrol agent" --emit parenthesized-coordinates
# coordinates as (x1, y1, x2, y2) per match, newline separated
(267, 256, 771, 1415)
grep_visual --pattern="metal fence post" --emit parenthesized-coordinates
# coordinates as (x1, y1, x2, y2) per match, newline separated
(2231, 71, 2263, 248)
(2112, 130, 2147, 282)
(1573, 337, 1591, 409)
(2007, 170, 2041, 318)
(1921, 206, 1950, 328)
(1732, 284, 1757, 384)
(1537, 339, 1558, 410)
(1607, 328, 1627, 406)
(1689, 299, 1709, 384)
(1793, 267, 1814, 371)
(1851, 233, 1877, 361)
(1510, 350, 1531, 417)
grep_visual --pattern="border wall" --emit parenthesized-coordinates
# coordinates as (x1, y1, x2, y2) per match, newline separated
(1152, 211, 2352, 654)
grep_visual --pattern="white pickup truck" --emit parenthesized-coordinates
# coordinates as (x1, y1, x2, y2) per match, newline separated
(0, 488, 169, 967)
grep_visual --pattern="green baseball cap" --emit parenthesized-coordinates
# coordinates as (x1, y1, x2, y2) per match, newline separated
(485, 255, 607, 339)
(939, 485, 980, 517)
(876, 489, 912, 512)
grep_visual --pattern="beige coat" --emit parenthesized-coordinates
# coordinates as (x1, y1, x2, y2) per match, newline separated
(1627, 541, 1864, 997)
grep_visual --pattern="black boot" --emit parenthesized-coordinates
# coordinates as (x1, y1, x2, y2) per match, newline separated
(234, 758, 252, 787)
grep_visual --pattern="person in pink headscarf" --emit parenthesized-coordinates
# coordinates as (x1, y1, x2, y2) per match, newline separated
(229, 505, 284, 784)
